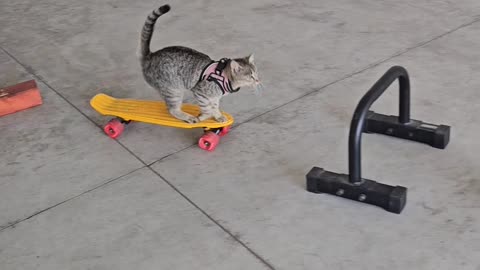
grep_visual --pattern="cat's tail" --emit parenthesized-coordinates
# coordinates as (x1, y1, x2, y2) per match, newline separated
(139, 4, 171, 61)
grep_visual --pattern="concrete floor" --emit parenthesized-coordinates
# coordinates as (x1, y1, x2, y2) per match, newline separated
(0, 0, 479, 269)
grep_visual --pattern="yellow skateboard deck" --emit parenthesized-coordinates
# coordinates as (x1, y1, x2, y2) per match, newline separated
(90, 93, 234, 129)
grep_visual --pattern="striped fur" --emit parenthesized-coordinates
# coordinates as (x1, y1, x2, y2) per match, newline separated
(139, 4, 171, 61)
(139, 5, 260, 123)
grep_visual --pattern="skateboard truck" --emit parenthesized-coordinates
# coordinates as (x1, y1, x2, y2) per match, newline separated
(306, 66, 451, 214)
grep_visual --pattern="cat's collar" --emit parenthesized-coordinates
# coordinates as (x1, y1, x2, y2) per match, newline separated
(200, 58, 240, 95)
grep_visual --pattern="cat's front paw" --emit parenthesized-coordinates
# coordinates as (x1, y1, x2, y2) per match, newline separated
(185, 116, 200, 124)
(215, 115, 228, 123)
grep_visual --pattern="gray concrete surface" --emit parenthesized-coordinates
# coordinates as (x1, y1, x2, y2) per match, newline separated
(0, 0, 479, 269)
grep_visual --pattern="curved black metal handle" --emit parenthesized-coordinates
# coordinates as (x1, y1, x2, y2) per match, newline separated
(348, 66, 410, 183)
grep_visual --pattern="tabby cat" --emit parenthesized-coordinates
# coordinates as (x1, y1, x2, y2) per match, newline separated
(139, 4, 260, 123)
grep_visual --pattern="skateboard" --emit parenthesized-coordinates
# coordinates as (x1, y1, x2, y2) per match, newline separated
(90, 93, 234, 151)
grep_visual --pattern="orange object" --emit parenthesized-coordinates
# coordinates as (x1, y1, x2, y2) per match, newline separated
(90, 93, 234, 151)
(90, 93, 233, 129)
(0, 80, 43, 117)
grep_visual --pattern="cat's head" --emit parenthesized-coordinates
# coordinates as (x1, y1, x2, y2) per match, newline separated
(228, 54, 260, 89)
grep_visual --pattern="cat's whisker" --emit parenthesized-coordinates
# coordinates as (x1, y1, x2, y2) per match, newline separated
(254, 82, 264, 95)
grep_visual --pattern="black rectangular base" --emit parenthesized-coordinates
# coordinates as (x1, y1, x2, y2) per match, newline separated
(365, 111, 450, 149)
(306, 167, 407, 214)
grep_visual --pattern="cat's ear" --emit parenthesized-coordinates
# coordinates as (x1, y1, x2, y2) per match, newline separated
(248, 54, 254, 63)
(230, 60, 242, 74)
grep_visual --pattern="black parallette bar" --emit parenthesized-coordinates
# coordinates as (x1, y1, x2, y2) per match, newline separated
(306, 167, 407, 214)
(349, 66, 411, 184)
(365, 111, 450, 149)
(306, 66, 451, 214)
